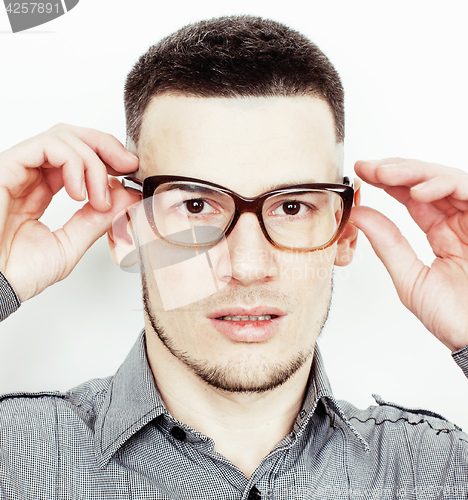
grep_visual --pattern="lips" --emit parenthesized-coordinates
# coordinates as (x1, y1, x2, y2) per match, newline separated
(218, 314, 278, 321)
(208, 306, 285, 320)
(207, 306, 285, 343)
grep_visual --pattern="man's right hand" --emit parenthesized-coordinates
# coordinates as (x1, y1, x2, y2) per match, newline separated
(0, 124, 140, 302)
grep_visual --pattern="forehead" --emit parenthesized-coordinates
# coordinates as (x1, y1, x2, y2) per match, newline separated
(137, 95, 343, 196)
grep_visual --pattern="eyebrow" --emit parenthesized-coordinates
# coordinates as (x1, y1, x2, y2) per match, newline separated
(167, 179, 325, 197)
(259, 178, 320, 192)
(165, 183, 216, 195)
(165, 178, 341, 200)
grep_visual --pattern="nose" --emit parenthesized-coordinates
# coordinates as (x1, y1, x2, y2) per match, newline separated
(219, 212, 279, 286)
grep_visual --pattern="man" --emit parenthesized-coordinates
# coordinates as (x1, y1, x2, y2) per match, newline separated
(0, 15, 467, 500)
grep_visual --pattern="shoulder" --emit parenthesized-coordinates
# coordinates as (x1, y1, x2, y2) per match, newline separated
(340, 393, 467, 436)
(337, 393, 468, 453)
(325, 396, 468, 492)
(342, 393, 464, 430)
(0, 376, 113, 427)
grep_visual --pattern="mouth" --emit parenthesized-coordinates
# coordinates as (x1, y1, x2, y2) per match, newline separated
(216, 314, 279, 322)
(208, 307, 285, 343)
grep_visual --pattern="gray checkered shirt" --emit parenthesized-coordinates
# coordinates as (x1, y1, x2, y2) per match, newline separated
(1, 273, 468, 499)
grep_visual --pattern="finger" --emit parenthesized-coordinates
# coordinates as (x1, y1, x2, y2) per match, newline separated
(405, 182, 468, 226)
(56, 130, 111, 211)
(355, 159, 468, 228)
(355, 158, 467, 193)
(54, 180, 138, 274)
(409, 174, 468, 207)
(350, 205, 427, 308)
(3, 134, 87, 201)
(382, 185, 448, 233)
(354, 158, 407, 188)
(42, 168, 66, 196)
(51, 125, 139, 211)
(100, 160, 134, 178)
(56, 124, 139, 175)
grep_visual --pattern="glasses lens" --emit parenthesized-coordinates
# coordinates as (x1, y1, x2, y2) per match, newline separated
(263, 190, 344, 250)
(151, 182, 235, 246)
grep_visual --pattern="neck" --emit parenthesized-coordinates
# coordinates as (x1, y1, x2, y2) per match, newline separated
(145, 328, 314, 478)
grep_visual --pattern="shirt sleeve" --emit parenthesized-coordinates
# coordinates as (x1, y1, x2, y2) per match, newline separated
(452, 344, 468, 379)
(0, 271, 21, 321)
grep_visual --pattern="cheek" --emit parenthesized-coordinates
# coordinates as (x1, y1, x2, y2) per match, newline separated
(278, 250, 335, 328)
(141, 266, 166, 317)
(279, 247, 335, 287)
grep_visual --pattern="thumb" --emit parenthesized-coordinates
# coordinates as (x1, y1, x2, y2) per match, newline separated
(56, 181, 138, 274)
(350, 206, 426, 306)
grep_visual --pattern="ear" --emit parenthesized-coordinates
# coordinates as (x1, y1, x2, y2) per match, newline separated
(334, 178, 361, 266)
(107, 208, 139, 269)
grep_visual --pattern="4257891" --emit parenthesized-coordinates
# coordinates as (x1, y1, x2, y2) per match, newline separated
(5, 2, 60, 14)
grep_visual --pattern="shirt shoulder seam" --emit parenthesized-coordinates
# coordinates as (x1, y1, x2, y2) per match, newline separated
(0, 391, 66, 402)
(348, 414, 460, 435)
(0, 387, 108, 407)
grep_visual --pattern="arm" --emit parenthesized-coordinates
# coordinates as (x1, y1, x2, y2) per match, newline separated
(0, 124, 139, 309)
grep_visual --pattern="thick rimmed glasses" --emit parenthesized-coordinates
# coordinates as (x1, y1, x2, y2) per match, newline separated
(123, 175, 354, 252)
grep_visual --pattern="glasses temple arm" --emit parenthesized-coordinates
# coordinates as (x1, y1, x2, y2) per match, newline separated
(122, 176, 144, 194)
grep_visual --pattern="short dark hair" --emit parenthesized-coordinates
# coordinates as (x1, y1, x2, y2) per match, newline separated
(124, 16, 344, 146)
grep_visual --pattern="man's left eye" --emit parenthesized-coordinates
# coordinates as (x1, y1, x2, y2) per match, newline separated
(272, 202, 308, 216)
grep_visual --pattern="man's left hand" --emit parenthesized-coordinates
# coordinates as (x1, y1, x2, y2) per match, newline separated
(352, 158, 468, 353)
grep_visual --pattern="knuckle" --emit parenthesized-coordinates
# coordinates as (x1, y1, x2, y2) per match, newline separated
(33, 129, 55, 144)
(452, 166, 468, 177)
(48, 123, 70, 134)
(385, 156, 405, 164)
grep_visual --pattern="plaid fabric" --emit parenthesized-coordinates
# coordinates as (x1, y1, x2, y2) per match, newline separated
(453, 345, 468, 379)
(0, 330, 467, 499)
(1, 278, 468, 499)
(0, 272, 20, 321)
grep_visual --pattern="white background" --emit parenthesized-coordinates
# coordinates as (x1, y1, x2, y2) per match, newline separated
(0, 1, 467, 431)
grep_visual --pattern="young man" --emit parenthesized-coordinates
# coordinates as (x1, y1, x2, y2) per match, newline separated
(0, 16, 467, 499)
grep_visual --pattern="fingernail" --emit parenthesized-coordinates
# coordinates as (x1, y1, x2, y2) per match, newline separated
(126, 149, 138, 160)
(106, 186, 112, 208)
(81, 180, 87, 200)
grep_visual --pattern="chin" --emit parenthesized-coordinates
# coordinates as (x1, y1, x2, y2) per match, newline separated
(182, 350, 314, 393)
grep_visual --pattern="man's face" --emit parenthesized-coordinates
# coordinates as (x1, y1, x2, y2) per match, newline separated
(136, 94, 344, 393)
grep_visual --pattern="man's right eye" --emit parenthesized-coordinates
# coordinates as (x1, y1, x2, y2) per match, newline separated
(182, 199, 217, 215)
(185, 199, 205, 214)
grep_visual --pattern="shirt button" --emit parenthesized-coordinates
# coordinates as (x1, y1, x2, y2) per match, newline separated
(248, 486, 261, 500)
(170, 426, 186, 441)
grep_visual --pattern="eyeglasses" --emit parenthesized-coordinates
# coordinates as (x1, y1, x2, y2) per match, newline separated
(123, 175, 354, 252)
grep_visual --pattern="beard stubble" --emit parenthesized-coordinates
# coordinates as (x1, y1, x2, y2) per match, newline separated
(141, 272, 332, 394)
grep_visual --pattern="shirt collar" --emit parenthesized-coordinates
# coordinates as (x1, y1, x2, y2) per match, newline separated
(95, 330, 167, 468)
(293, 344, 370, 452)
(95, 331, 369, 467)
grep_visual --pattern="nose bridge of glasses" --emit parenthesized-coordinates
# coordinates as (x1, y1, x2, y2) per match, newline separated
(232, 192, 266, 215)
(224, 193, 269, 238)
